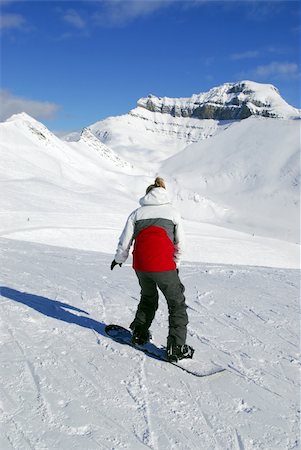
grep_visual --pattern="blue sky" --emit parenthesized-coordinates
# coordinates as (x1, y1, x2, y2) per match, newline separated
(1, 0, 300, 132)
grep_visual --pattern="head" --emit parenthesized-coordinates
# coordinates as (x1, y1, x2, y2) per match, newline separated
(145, 177, 166, 194)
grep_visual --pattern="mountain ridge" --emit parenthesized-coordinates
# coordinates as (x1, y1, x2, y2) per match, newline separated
(62, 80, 300, 148)
(134, 80, 300, 120)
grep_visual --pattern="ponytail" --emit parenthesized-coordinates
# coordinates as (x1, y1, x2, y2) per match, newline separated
(146, 176, 166, 194)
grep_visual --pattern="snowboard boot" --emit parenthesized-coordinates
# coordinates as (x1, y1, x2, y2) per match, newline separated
(130, 324, 151, 346)
(167, 337, 194, 362)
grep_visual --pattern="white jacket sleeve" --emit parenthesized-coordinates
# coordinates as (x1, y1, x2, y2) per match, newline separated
(114, 211, 136, 264)
(174, 213, 185, 267)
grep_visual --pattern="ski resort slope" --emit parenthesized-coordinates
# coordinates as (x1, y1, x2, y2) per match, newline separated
(0, 238, 299, 450)
(0, 88, 300, 448)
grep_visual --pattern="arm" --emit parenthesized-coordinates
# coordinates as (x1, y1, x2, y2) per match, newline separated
(114, 210, 136, 264)
(174, 213, 185, 268)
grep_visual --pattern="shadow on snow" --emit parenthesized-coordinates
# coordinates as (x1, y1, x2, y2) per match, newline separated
(0, 286, 166, 362)
(0, 286, 107, 337)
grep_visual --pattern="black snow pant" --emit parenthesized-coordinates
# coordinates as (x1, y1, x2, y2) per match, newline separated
(130, 270, 189, 346)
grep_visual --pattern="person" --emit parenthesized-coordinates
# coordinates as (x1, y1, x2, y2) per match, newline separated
(111, 177, 194, 362)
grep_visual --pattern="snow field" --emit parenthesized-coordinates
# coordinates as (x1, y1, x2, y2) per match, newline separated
(0, 238, 299, 449)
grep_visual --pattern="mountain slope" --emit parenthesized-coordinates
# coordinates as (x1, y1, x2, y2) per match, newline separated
(0, 112, 146, 247)
(161, 116, 300, 242)
(0, 112, 139, 199)
(87, 112, 223, 167)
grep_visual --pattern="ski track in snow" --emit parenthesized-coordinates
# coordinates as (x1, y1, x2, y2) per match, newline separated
(0, 237, 300, 450)
(124, 355, 155, 449)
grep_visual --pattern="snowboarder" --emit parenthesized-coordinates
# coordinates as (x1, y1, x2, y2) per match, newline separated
(111, 177, 194, 361)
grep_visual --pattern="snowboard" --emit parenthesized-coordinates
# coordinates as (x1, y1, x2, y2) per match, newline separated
(105, 324, 226, 378)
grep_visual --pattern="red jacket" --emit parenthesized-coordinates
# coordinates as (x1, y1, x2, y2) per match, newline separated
(114, 188, 185, 272)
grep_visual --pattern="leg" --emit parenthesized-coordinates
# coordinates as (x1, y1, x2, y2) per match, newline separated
(130, 271, 159, 331)
(154, 270, 188, 346)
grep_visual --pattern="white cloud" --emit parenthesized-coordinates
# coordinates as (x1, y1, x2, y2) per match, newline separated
(0, 0, 21, 5)
(254, 62, 299, 78)
(231, 46, 294, 62)
(237, 61, 300, 82)
(62, 9, 86, 29)
(93, 0, 173, 27)
(0, 12, 26, 30)
(0, 90, 60, 121)
(231, 50, 260, 60)
(266, 46, 290, 55)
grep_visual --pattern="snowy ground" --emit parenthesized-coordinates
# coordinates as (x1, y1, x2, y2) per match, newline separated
(0, 237, 300, 450)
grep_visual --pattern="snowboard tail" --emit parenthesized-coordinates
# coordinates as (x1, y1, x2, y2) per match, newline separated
(105, 324, 225, 378)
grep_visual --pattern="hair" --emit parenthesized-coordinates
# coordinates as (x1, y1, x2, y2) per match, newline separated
(146, 176, 166, 194)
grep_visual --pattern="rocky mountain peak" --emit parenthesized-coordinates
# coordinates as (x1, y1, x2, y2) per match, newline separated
(135, 81, 299, 120)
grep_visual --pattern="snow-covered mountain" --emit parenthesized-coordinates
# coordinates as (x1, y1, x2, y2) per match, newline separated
(63, 80, 300, 167)
(0, 111, 146, 250)
(136, 80, 300, 120)
(63, 81, 301, 243)
(0, 112, 135, 188)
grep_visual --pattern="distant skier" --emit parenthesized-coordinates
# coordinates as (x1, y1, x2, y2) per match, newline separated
(111, 177, 194, 361)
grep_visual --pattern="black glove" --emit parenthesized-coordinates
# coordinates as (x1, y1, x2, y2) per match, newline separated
(111, 260, 122, 270)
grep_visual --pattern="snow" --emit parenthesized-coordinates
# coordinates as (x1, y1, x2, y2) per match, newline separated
(0, 81, 300, 448)
(86, 111, 222, 169)
(0, 239, 299, 449)
(162, 117, 300, 244)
